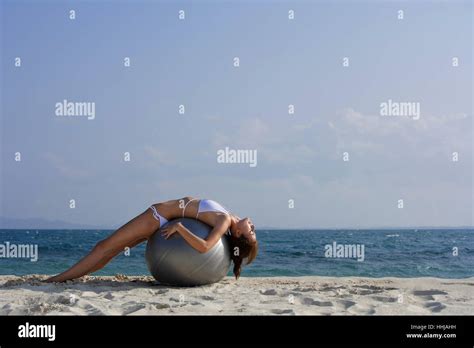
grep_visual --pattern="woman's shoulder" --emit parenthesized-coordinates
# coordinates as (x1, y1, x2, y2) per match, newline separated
(216, 212, 232, 224)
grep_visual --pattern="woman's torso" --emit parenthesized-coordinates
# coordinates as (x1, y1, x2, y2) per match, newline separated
(154, 197, 230, 227)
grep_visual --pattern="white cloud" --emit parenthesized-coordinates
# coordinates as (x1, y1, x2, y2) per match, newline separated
(212, 117, 271, 148)
(329, 108, 471, 156)
(331, 108, 403, 136)
(143, 145, 177, 166)
(42, 152, 90, 179)
(263, 143, 318, 164)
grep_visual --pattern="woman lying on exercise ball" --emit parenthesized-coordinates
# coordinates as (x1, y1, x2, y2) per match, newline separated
(46, 197, 258, 283)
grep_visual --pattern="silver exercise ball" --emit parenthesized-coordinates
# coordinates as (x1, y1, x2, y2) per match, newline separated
(145, 218, 232, 287)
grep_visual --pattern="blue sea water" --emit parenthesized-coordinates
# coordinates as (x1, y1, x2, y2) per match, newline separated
(0, 229, 472, 278)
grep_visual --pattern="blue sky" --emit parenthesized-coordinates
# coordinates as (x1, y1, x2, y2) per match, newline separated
(1, 0, 472, 228)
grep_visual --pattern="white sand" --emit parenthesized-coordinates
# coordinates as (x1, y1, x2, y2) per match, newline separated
(0, 275, 472, 315)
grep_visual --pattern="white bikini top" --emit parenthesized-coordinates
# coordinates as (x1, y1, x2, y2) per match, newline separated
(182, 199, 229, 218)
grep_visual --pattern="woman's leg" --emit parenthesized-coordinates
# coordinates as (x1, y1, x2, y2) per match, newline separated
(87, 236, 148, 274)
(46, 207, 161, 282)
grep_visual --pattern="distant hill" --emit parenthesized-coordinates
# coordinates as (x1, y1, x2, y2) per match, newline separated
(0, 217, 471, 230)
(255, 225, 474, 230)
(0, 217, 110, 230)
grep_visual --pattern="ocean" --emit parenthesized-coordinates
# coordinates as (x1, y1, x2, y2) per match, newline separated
(0, 229, 472, 278)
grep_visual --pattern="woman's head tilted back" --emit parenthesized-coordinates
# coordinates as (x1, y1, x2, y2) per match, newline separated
(229, 217, 258, 279)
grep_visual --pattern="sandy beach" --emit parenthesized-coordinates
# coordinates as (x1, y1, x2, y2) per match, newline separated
(0, 275, 472, 315)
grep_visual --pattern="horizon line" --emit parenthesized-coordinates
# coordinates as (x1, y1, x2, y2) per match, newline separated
(1, 226, 473, 231)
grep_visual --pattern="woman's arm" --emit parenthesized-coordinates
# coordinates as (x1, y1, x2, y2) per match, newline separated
(161, 216, 230, 253)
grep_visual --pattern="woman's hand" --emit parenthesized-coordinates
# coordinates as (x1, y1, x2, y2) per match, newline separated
(161, 222, 183, 240)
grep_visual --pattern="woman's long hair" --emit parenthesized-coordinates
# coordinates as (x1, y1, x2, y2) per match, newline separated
(229, 234, 258, 279)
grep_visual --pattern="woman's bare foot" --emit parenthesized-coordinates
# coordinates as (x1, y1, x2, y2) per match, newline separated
(44, 275, 61, 283)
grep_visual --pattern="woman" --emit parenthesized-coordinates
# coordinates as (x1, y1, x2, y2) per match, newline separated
(46, 197, 258, 282)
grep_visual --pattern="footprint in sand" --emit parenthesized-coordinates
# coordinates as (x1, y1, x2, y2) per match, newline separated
(122, 303, 147, 315)
(347, 303, 376, 315)
(82, 303, 104, 315)
(349, 285, 386, 295)
(199, 295, 215, 301)
(190, 301, 204, 306)
(338, 300, 356, 309)
(169, 297, 204, 307)
(301, 297, 333, 307)
(1, 303, 13, 315)
(371, 296, 397, 303)
(294, 287, 314, 292)
(260, 289, 277, 295)
(151, 302, 171, 310)
(359, 308, 376, 315)
(147, 289, 169, 295)
(320, 285, 345, 292)
(271, 309, 295, 315)
(104, 292, 115, 300)
(413, 290, 448, 301)
(424, 302, 446, 313)
(413, 290, 447, 296)
(351, 289, 380, 295)
(413, 290, 448, 300)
